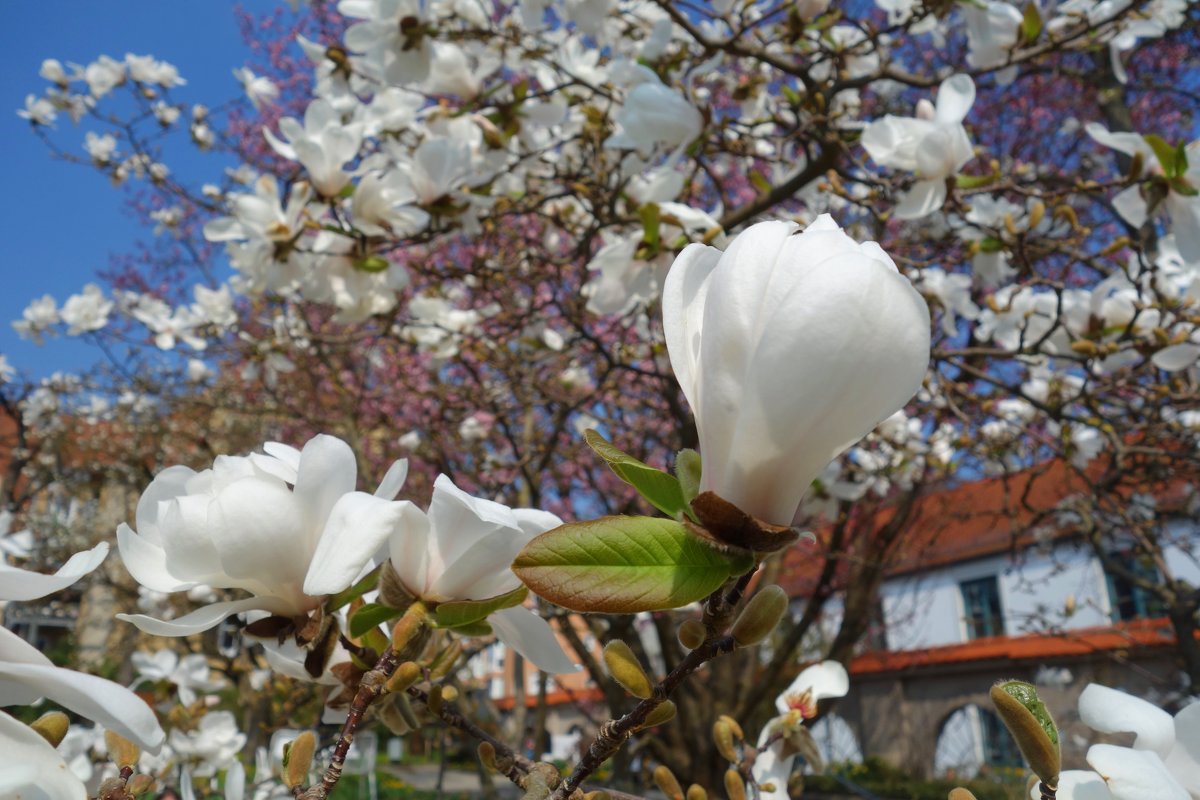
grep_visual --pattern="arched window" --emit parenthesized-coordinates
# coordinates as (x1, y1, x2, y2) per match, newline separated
(934, 704, 1021, 778)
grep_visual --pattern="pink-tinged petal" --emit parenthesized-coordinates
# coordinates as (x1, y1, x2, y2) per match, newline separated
(374, 459, 409, 500)
(387, 501, 431, 597)
(116, 596, 268, 637)
(489, 607, 579, 674)
(293, 435, 358, 550)
(751, 728, 793, 800)
(934, 74, 975, 125)
(661, 241, 724, 416)
(117, 523, 193, 593)
(0, 629, 164, 751)
(1079, 684, 1176, 756)
(775, 661, 849, 713)
(303, 493, 406, 596)
(1087, 744, 1189, 800)
(429, 526, 529, 601)
(0, 713, 88, 799)
(1036, 770, 1113, 799)
(0, 542, 109, 602)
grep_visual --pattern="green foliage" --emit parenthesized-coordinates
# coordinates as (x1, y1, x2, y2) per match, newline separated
(513, 515, 754, 612)
(804, 757, 1026, 800)
(584, 429, 688, 519)
(349, 602, 407, 638)
(434, 586, 528, 629)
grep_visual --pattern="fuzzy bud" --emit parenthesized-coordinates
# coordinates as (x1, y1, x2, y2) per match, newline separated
(948, 789, 979, 800)
(603, 640, 654, 699)
(387, 661, 423, 693)
(1027, 200, 1045, 230)
(990, 681, 1060, 787)
(687, 784, 708, 800)
(127, 774, 156, 795)
(730, 585, 788, 646)
(713, 719, 739, 762)
(724, 770, 746, 800)
(391, 601, 432, 661)
(429, 640, 463, 680)
(678, 619, 706, 650)
(718, 714, 745, 740)
(654, 766, 684, 800)
(30, 711, 69, 747)
(283, 731, 317, 789)
(104, 729, 140, 769)
(636, 700, 677, 731)
(441, 685, 460, 703)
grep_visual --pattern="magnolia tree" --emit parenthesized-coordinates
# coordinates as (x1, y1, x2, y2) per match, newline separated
(4, 0, 1200, 798)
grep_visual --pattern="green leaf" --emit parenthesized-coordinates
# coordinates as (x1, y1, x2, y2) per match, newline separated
(1145, 134, 1180, 178)
(512, 516, 755, 613)
(1174, 142, 1189, 175)
(355, 255, 391, 273)
(1170, 177, 1199, 197)
(640, 203, 661, 251)
(435, 586, 528, 629)
(749, 171, 772, 195)
(956, 172, 996, 189)
(1021, 2, 1042, 44)
(977, 236, 1003, 253)
(349, 602, 406, 639)
(444, 620, 493, 636)
(675, 449, 702, 508)
(328, 564, 382, 612)
(584, 429, 687, 518)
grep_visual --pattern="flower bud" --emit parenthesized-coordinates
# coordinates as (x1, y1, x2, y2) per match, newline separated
(724, 770, 746, 800)
(391, 601, 431, 661)
(654, 765, 684, 800)
(429, 640, 463, 680)
(713, 719, 739, 762)
(128, 774, 156, 795)
(387, 661, 423, 692)
(30, 711, 69, 747)
(429, 684, 445, 715)
(730, 585, 788, 646)
(1027, 200, 1045, 230)
(441, 685, 459, 703)
(687, 784, 707, 800)
(104, 729, 141, 769)
(718, 714, 744, 740)
(990, 681, 1059, 787)
(584, 792, 610, 800)
(678, 619, 706, 650)
(636, 700, 677, 731)
(603, 640, 654, 699)
(283, 731, 316, 789)
(949, 789, 979, 800)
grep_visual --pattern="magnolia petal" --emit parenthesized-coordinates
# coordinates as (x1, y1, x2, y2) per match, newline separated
(117, 523, 193, 593)
(1166, 192, 1200, 263)
(489, 606, 579, 674)
(0, 629, 164, 751)
(0, 541, 109, 602)
(775, 661, 850, 713)
(387, 501, 431, 597)
(512, 508, 564, 538)
(1079, 684, 1176, 756)
(1152, 343, 1200, 372)
(751, 729, 793, 800)
(117, 596, 268, 637)
(1164, 703, 1200, 796)
(1087, 743, 1190, 800)
(0, 712, 88, 799)
(427, 474, 521, 569)
(661, 240, 724, 417)
(293, 435, 358, 550)
(224, 760, 246, 800)
(935, 74, 975, 125)
(209, 478, 308, 590)
(894, 179, 946, 220)
(429, 526, 531, 601)
(1111, 185, 1149, 228)
(1085, 123, 1154, 161)
(374, 458, 409, 500)
(134, 464, 196, 543)
(257, 637, 343, 686)
(1037, 770, 1114, 800)
(303, 492, 406, 596)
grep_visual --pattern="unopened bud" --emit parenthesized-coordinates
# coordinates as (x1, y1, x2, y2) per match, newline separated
(1028, 200, 1045, 229)
(429, 684, 445, 715)
(397, 692, 421, 729)
(479, 742, 498, 772)
(730, 585, 788, 646)
(128, 774, 156, 795)
(990, 682, 1060, 787)
(1003, 213, 1018, 236)
(678, 619, 706, 650)
(283, 731, 316, 789)
(687, 784, 707, 800)
(387, 661, 423, 692)
(429, 640, 463, 680)
(30, 711, 69, 747)
(949, 789, 979, 800)
(1070, 339, 1099, 356)
(603, 640, 654, 699)
(724, 770, 746, 800)
(1054, 204, 1080, 230)
(441, 685, 459, 703)
(654, 766, 684, 800)
(391, 601, 432, 661)
(104, 729, 140, 769)
(718, 714, 744, 740)
(636, 700, 677, 731)
(378, 559, 415, 609)
(713, 720, 739, 762)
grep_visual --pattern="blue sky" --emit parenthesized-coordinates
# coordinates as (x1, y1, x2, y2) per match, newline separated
(0, 2, 280, 379)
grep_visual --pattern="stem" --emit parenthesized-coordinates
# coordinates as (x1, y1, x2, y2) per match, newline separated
(1040, 782, 1057, 800)
(316, 643, 402, 794)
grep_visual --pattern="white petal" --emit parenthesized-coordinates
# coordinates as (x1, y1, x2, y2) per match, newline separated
(0, 713, 88, 799)
(489, 606, 580, 674)
(134, 464, 196, 544)
(661, 241, 724, 417)
(1112, 185, 1149, 228)
(1152, 343, 1200, 372)
(374, 458, 409, 500)
(1085, 123, 1153, 160)
(0, 628, 164, 751)
(934, 74, 975, 124)
(775, 661, 849, 713)
(0, 541, 108, 601)
(224, 760, 246, 800)
(303, 492, 406, 596)
(429, 526, 529, 601)
(117, 523, 193, 593)
(1079, 684, 1176, 756)
(1038, 770, 1113, 800)
(387, 501, 431, 596)
(427, 474, 520, 568)
(210, 477, 308, 593)
(751, 729, 793, 800)
(117, 596, 268, 637)
(293, 434, 358, 550)
(1166, 193, 1200, 263)
(1087, 743, 1189, 800)
(894, 179, 946, 220)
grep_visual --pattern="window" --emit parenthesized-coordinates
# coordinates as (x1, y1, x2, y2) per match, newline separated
(979, 707, 1023, 768)
(960, 576, 1004, 639)
(1106, 552, 1165, 622)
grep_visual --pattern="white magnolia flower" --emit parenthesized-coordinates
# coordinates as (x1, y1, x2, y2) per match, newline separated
(59, 284, 114, 335)
(116, 434, 409, 637)
(0, 544, 165, 751)
(131, 650, 226, 706)
(752, 662, 851, 800)
(962, 1, 1023, 81)
(168, 710, 245, 777)
(83, 55, 125, 98)
(264, 99, 363, 197)
(0, 712, 88, 799)
(1086, 123, 1200, 262)
(233, 67, 279, 110)
(386, 475, 579, 673)
(605, 82, 703, 154)
(1040, 683, 1200, 800)
(661, 216, 931, 526)
(861, 75, 976, 219)
(83, 131, 118, 163)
